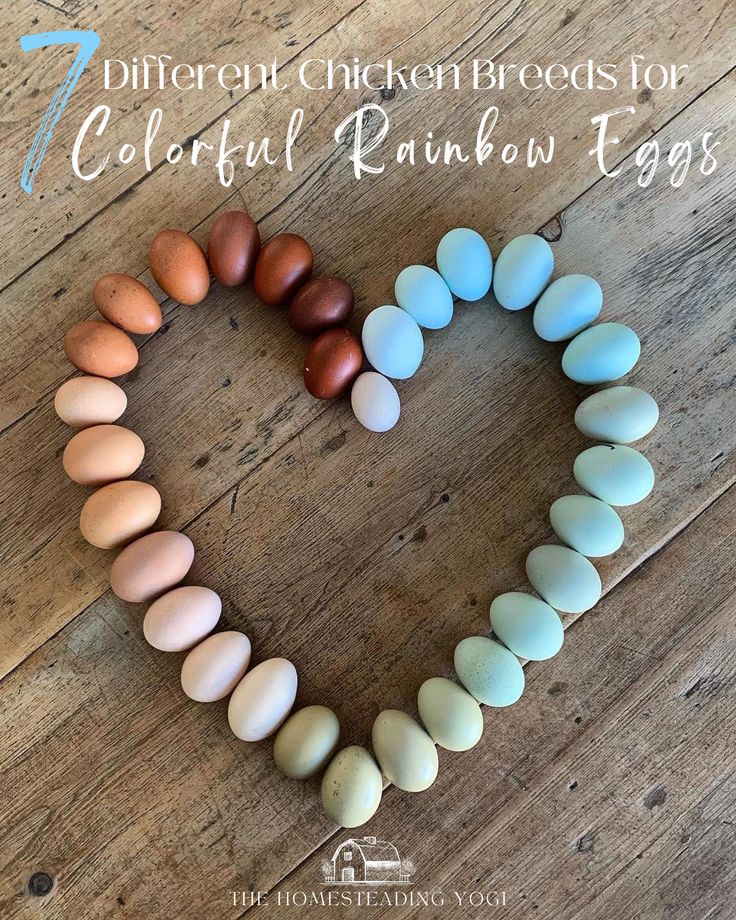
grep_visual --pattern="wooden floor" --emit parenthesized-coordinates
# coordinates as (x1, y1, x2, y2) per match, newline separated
(2, 1, 735, 917)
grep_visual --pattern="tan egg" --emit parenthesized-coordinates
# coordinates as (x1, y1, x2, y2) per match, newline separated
(110, 530, 194, 603)
(143, 586, 222, 652)
(228, 658, 297, 741)
(181, 631, 251, 702)
(93, 273, 163, 334)
(149, 229, 210, 305)
(79, 480, 161, 549)
(54, 376, 128, 428)
(62, 424, 144, 486)
(64, 320, 138, 378)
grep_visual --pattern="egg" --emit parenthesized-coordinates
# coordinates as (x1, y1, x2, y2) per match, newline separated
(149, 228, 210, 304)
(493, 234, 554, 310)
(273, 705, 341, 779)
(79, 480, 161, 549)
(372, 710, 439, 792)
(562, 322, 641, 384)
(351, 372, 401, 432)
(303, 328, 363, 400)
(54, 376, 127, 428)
(549, 494, 624, 557)
(575, 386, 659, 444)
(181, 631, 251, 702)
(417, 677, 483, 752)
(435, 228, 492, 301)
(394, 265, 454, 329)
(321, 746, 383, 828)
(526, 545, 601, 613)
(62, 424, 145, 486)
(253, 233, 313, 305)
(489, 592, 564, 661)
(207, 209, 261, 286)
(143, 585, 222, 652)
(574, 444, 655, 506)
(228, 658, 298, 741)
(93, 273, 163, 334)
(532, 274, 602, 341)
(64, 320, 138, 378)
(288, 276, 354, 334)
(362, 305, 423, 379)
(454, 636, 525, 707)
(110, 530, 194, 603)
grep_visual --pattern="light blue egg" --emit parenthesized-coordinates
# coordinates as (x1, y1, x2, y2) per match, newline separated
(362, 305, 424, 379)
(394, 265, 454, 329)
(574, 444, 655, 506)
(526, 545, 601, 613)
(436, 228, 493, 301)
(562, 323, 641, 384)
(533, 274, 602, 341)
(493, 234, 554, 311)
(575, 386, 659, 444)
(490, 592, 564, 661)
(549, 495, 624, 557)
(454, 636, 524, 707)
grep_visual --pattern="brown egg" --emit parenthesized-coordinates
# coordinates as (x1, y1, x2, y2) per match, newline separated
(110, 530, 194, 603)
(93, 273, 163, 334)
(207, 210, 261, 286)
(79, 480, 161, 549)
(288, 276, 354, 335)
(55, 376, 127, 428)
(303, 328, 363, 399)
(253, 233, 313, 305)
(64, 320, 138, 378)
(63, 424, 145, 486)
(149, 228, 210, 304)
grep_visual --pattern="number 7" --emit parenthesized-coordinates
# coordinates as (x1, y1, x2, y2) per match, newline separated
(19, 29, 100, 194)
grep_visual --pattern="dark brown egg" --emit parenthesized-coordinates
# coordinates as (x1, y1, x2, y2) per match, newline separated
(303, 328, 363, 399)
(288, 276, 354, 335)
(149, 229, 210, 305)
(64, 320, 139, 378)
(207, 210, 261, 286)
(253, 233, 313, 306)
(93, 273, 163, 334)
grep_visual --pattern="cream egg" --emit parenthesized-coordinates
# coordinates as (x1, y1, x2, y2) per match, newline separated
(143, 586, 222, 652)
(180, 631, 251, 702)
(54, 376, 128, 428)
(228, 658, 298, 741)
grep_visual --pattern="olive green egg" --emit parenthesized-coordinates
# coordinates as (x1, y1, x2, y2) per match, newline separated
(372, 710, 439, 792)
(490, 591, 564, 661)
(454, 636, 525, 707)
(550, 494, 624, 557)
(273, 705, 340, 780)
(321, 745, 383, 828)
(526, 544, 601, 613)
(417, 677, 484, 751)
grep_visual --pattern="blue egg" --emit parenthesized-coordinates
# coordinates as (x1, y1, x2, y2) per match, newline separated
(493, 234, 554, 311)
(395, 265, 454, 329)
(532, 274, 602, 342)
(562, 322, 641, 384)
(436, 228, 492, 301)
(362, 305, 424, 379)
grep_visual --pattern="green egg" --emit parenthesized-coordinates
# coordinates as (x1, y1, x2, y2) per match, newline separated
(321, 745, 383, 828)
(454, 636, 525, 707)
(550, 494, 624, 557)
(575, 386, 659, 444)
(574, 444, 655, 506)
(417, 677, 484, 751)
(490, 591, 564, 661)
(372, 710, 439, 792)
(273, 705, 340, 780)
(526, 544, 601, 613)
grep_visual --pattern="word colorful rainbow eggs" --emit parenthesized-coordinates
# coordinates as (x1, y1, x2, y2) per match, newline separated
(55, 210, 658, 829)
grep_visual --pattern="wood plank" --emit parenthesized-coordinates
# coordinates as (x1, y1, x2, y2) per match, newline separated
(1, 68, 734, 680)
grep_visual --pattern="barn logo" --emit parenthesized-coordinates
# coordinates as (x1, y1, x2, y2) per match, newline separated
(322, 837, 413, 885)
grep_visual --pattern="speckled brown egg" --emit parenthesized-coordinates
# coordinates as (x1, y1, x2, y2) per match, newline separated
(93, 273, 163, 334)
(64, 320, 138, 378)
(207, 210, 261, 286)
(288, 276, 354, 335)
(110, 530, 194, 603)
(303, 328, 363, 399)
(149, 229, 210, 304)
(62, 424, 145, 486)
(79, 480, 161, 549)
(55, 376, 127, 428)
(253, 233, 313, 305)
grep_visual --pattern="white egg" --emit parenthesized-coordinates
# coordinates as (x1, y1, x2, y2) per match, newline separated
(228, 658, 298, 741)
(351, 371, 401, 432)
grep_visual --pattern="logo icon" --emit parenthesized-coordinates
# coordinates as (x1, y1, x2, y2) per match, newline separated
(322, 836, 413, 885)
